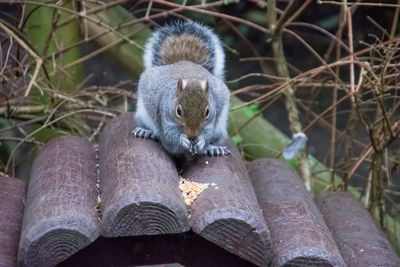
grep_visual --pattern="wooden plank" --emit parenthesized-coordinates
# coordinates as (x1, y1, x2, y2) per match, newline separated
(180, 141, 271, 266)
(18, 136, 100, 267)
(316, 192, 400, 266)
(0, 176, 27, 267)
(99, 112, 189, 237)
(248, 158, 345, 266)
(60, 233, 255, 266)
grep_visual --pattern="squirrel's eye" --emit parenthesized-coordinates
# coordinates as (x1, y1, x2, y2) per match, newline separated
(205, 106, 210, 118)
(176, 105, 182, 118)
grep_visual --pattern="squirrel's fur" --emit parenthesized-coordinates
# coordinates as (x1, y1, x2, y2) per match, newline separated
(143, 20, 225, 80)
(134, 20, 230, 156)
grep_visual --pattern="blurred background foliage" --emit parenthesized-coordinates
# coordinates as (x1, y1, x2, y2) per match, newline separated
(0, 0, 399, 253)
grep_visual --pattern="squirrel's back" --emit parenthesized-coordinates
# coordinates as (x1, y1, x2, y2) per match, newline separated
(143, 20, 225, 79)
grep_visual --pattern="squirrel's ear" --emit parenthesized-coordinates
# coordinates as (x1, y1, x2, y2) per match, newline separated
(177, 78, 187, 93)
(201, 80, 209, 94)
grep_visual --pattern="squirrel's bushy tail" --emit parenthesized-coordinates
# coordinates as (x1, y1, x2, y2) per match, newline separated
(143, 20, 225, 79)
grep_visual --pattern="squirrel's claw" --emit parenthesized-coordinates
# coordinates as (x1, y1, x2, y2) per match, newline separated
(132, 127, 155, 140)
(192, 136, 206, 154)
(203, 145, 231, 156)
(180, 134, 193, 153)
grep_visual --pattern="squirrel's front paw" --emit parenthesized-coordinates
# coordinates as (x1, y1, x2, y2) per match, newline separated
(131, 127, 155, 140)
(203, 144, 231, 156)
(180, 134, 193, 153)
(192, 136, 206, 155)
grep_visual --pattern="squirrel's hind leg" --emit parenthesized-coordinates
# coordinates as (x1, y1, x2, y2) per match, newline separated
(131, 127, 156, 140)
(203, 144, 231, 156)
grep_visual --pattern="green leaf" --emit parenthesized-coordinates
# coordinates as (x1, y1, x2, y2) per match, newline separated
(232, 135, 243, 145)
(243, 103, 260, 118)
(287, 158, 299, 169)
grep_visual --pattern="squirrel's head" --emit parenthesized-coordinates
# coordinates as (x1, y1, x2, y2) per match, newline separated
(175, 78, 210, 140)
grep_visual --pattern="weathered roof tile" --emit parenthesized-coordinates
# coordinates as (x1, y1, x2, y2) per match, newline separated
(248, 158, 346, 266)
(0, 176, 26, 267)
(317, 192, 400, 267)
(17, 136, 100, 267)
(3, 113, 397, 266)
(180, 140, 272, 266)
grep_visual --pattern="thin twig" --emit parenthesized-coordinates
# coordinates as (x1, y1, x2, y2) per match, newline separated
(0, 20, 43, 97)
(267, 0, 311, 190)
(320, 1, 400, 8)
(277, 0, 313, 33)
(390, 0, 400, 40)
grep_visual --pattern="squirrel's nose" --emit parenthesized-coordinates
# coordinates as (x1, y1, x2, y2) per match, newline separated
(185, 129, 199, 141)
(187, 134, 197, 141)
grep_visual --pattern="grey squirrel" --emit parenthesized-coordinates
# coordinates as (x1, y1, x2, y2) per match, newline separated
(132, 20, 231, 156)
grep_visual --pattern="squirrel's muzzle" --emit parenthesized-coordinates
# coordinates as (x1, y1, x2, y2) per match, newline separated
(185, 128, 200, 141)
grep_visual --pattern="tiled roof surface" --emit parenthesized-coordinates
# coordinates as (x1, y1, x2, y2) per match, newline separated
(0, 112, 398, 267)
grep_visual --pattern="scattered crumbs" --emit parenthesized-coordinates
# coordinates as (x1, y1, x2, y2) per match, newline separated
(179, 175, 216, 206)
(214, 186, 219, 190)
(186, 206, 192, 219)
(95, 147, 102, 221)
